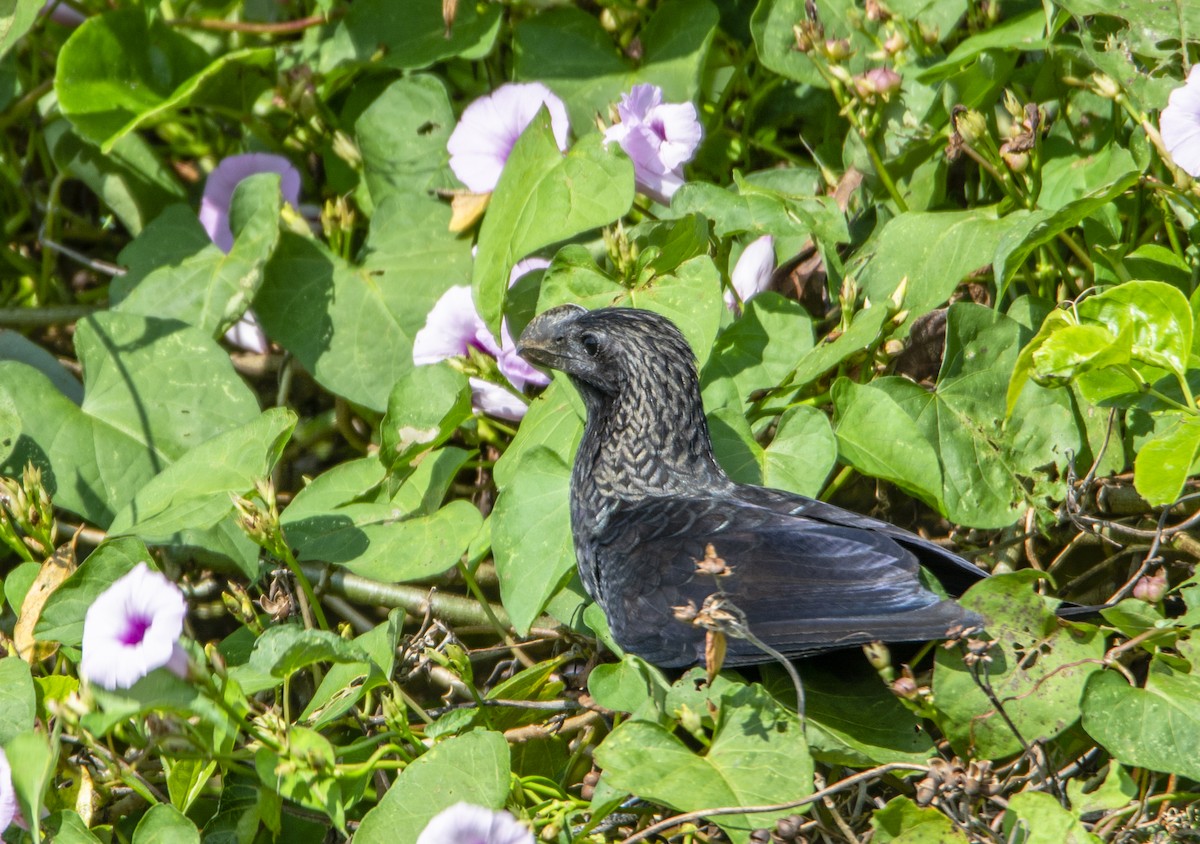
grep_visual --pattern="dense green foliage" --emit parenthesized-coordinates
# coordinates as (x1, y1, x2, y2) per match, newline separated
(0, 0, 1198, 840)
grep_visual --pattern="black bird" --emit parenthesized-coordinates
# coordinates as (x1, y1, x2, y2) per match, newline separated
(516, 305, 987, 669)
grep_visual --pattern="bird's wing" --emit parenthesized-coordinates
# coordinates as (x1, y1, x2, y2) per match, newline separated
(593, 494, 981, 668)
(731, 485, 989, 596)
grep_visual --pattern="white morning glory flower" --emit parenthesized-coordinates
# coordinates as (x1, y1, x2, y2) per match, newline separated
(416, 803, 533, 844)
(1161, 66, 1200, 178)
(725, 234, 776, 312)
(0, 749, 15, 833)
(80, 563, 189, 690)
(447, 83, 571, 193)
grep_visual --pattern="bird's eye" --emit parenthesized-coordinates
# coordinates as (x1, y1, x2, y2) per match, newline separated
(581, 332, 601, 357)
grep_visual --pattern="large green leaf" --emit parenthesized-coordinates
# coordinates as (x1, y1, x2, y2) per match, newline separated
(872, 796, 970, 843)
(333, 0, 501, 71)
(596, 684, 812, 844)
(762, 406, 838, 498)
(256, 193, 472, 412)
(45, 121, 186, 236)
(0, 313, 259, 527)
(993, 171, 1139, 299)
(230, 625, 371, 694)
(857, 207, 1013, 328)
(833, 378, 944, 509)
(799, 664, 936, 766)
(514, 0, 718, 131)
(537, 249, 724, 368)
(701, 293, 816, 409)
(132, 804, 200, 844)
(113, 173, 284, 338)
(106, 408, 297, 548)
(355, 74, 456, 207)
(379, 364, 473, 475)
(1133, 414, 1200, 506)
(284, 499, 482, 582)
(0, 0, 41, 62)
(473, 116, 634, 337)
(0, 658, 35, 746)
(56, 9, 273, 151)
(1002, 791, 1102, 844)
(1082, 665, 1200, 782)
(491, 447, 575, 635)
(354, 731, 511, 844)
(933, 571, 1105, 759)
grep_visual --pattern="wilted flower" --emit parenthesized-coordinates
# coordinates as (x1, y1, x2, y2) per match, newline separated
(199, 153, 303, 353)
(413, 259, 552, 421)
(81, 563, 189, 690)
(0, 750, 14, 833)
(417, 802, 533, 844)
(604, 84, 703, 205)
(725, 235, 775, 312)
(447, 83, 571, 194)
(1161, 66, 1200, 178)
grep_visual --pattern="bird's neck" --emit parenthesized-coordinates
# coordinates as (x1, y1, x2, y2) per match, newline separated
(572, 373, 729, 505)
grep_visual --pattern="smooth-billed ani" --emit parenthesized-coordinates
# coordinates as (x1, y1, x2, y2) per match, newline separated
(517, 304, 986, 668)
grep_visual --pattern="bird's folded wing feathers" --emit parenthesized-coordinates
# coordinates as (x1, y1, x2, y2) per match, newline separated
(595, 494, 980, 667)
(732, 485, 989, 596)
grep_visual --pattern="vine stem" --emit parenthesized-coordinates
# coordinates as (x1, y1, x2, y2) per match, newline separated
(617, 762, 929, 844)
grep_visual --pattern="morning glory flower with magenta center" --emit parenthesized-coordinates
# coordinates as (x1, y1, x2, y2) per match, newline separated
(416, 803, 534, 844)
(198, 153, 303, 354)
(726, 235, 776, 312)
(0, 750, 15, 833)
(81, 562, 189, 690)
(604, 84, 703, 205)
(1161, 66, 1200, 178)
(447, 83, 571, 193)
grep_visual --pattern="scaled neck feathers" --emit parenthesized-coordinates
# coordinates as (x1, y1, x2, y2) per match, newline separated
(571, 335, 729, 503)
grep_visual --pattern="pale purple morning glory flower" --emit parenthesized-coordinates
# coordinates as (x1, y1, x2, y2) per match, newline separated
(0, 750, 15, 833)
(200, 153, 302, 252)
(604, 84, 703, 205)
(725, 235, 775, 312)
(416, 803, 533, 844)
(447, 83, 571, 194)
(199, 153, 302, 354)
(1161, 66, 1200, 178)
(41, 0, 85, 26)
(412, 263, 551, 421)
(80, 562, 189, 690)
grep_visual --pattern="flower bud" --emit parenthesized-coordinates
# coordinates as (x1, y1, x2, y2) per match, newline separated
(863, 640, 891, 671)
(1001, 149, 1030, 172)
(883, 30, 907, 55)
(1133, 568, 1168, 603)
(330, 130, 362, 170)
(865, 0, 890, 21)
(855, 67, 902, 100)
(823, 38, 853, 62)
(678, 703, 705, 739)
(1091, 73, 1122, 101)
(955, 108, 988, 145)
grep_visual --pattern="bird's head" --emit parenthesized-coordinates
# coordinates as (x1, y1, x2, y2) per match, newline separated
(516, 305, 698, 398)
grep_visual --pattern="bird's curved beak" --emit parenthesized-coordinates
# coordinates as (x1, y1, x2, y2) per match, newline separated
(516, 304, 587, 368)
